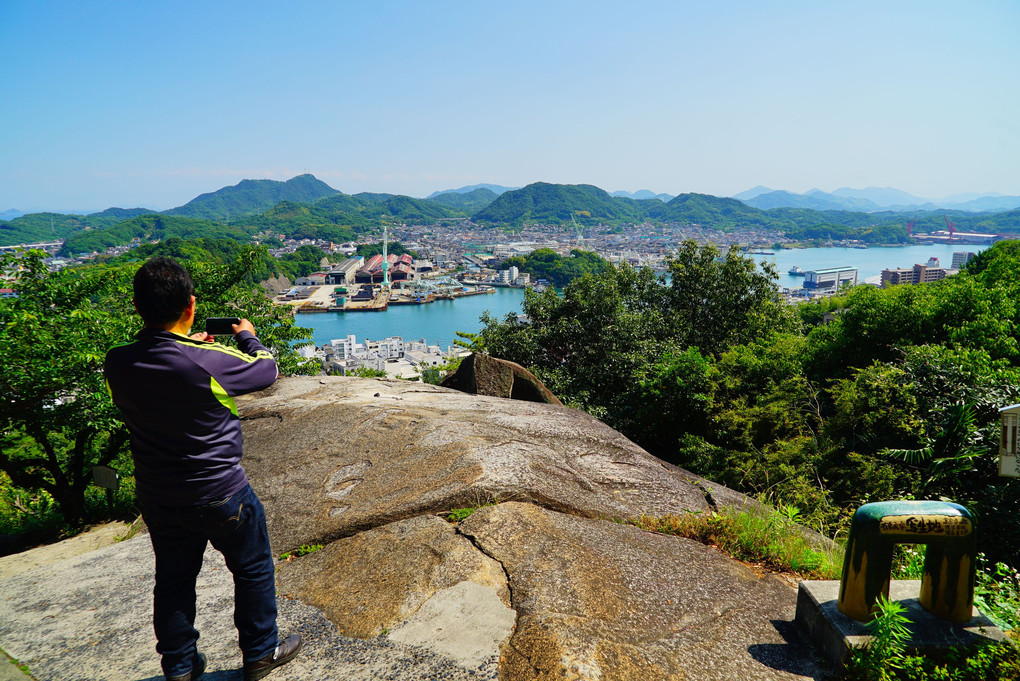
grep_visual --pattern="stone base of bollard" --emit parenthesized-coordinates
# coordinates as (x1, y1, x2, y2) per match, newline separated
(795, 580, 1010, 670)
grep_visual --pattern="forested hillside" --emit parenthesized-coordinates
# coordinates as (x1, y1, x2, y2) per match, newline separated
(165, 173, 340, 221)
(426, 187, 498, 213)
(477, 239, 1020, 568)
(233, 192, 463, 241)
(60, 215, 253, 256)
(473, 182, 651, 226)
(504, 248, 612, 287)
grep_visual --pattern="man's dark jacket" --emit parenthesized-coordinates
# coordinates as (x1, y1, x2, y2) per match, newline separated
(105, 328, 277, 506)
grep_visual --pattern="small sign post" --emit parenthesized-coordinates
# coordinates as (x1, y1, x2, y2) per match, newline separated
(92, 465, 120, 508)
(998, 405, 1020, 478)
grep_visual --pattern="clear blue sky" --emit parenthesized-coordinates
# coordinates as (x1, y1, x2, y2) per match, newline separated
(2, 0, 1018, 212)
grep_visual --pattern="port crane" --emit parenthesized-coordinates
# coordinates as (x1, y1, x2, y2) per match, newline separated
(943, 215, 956, 240)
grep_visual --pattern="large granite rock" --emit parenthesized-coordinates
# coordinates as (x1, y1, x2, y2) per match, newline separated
(440, 353, 562, 405)
(459, 502, 822, 681)
(276, 515, 511, 638)
(238, 376, 750, 553)
(2, 375, 828, 681)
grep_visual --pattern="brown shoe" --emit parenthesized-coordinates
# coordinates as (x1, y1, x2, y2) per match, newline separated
(243, 634, 302, 681)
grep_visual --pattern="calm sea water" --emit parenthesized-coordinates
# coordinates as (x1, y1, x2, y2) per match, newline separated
(296, 244, 988, 346)
(756, 243, 988, 289)
(296, 286, 527, 348)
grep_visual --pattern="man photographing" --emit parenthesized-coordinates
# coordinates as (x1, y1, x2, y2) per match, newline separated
(104, 256, 301, 681)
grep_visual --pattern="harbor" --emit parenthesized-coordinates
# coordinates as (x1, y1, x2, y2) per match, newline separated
(293, 244, 992, 348)
(295, 286, 525, 348)
(275, 278, 496, 313)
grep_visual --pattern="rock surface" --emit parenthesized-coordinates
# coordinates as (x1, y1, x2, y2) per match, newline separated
(388, 581, 517, 668)
(239, 376, 747, 553)
(441, 353, 563, 405)
(460, 502, 822, 680)
(0, 535, 497, 681)
(276, 515, 511, 638)
(2, 376, 827, 680)
(0, 520, 130, 580)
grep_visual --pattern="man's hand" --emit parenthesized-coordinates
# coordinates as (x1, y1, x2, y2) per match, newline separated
(189, 331, 214, 342)
(232, 319, 257, 336)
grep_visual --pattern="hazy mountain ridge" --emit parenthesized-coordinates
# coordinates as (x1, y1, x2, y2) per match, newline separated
(426, 184, 517, 198)
(744, 191, 882, 212)
(611, 189, 674, 202)
(731, 185, 775, 201)
(737, 185, 1020, 213)
(426, 188, 499, 213)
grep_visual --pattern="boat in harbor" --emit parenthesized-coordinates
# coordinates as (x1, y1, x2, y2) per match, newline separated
(788, 265, 806, 276)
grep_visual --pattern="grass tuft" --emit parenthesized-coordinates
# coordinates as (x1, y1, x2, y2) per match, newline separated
(279, 543, 324, 562)
(628, 505, 842, 580)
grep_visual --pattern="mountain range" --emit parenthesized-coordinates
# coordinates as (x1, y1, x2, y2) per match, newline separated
(734, 186, 1020, 213)
(611, 189, 674, 202)
(4, 174, 1020, 254)
(426, 184, 517, 198)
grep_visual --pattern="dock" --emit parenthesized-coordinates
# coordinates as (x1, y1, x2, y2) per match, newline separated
(275, 281, 491, 313)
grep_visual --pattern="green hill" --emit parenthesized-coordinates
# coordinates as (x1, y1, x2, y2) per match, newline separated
(60, 215, 252, 256)
(371, 194, 463, 223)
(85, 207, 154, 225)
(165, 174, 340, 221)
(352, 192, 395, 204)
(473, 182, 650, 226)
(0, 207, 180, 247)
(0, 212, 89, 246)
(427, 187, 498, 213)
(647, 193, 772, 229)
(235, 192, 464, 242)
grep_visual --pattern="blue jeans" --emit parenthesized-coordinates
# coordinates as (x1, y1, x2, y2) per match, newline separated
(140, 484, 279, 677)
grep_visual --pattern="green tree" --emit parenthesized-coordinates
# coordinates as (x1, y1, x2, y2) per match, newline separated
(349, 366, 386, 378)
(277, 244, 328, 279)
(355, 242, 417, 260)
(0, 245, 318, 533)
(663, 241, 794, 356)
(478, 242, 794, 458)
(0, 250, 136, 526)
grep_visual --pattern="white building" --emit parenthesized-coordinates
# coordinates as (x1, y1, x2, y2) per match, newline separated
(321, 334, 467, 380)
(330, 335, 362, 360)
(804, 266, 858, 290)
(952, 251, 977, 269)
(375, 337, 405, 359)
(295, 272, 328, 286)
(326, 256, 364, 285)
(499, 265, 520, 284)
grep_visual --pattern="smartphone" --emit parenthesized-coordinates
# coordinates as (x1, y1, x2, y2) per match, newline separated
(205, 317, 240, 335)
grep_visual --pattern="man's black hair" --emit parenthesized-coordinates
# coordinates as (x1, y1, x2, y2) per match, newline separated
(133, 256, 195, 327)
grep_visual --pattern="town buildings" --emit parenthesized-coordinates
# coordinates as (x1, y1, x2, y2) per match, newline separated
(303, 334, 468, 379)
(881, 257, 958, 286)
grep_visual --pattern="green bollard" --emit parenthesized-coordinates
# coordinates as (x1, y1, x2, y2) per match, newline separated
(837, 500, 976, 623)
